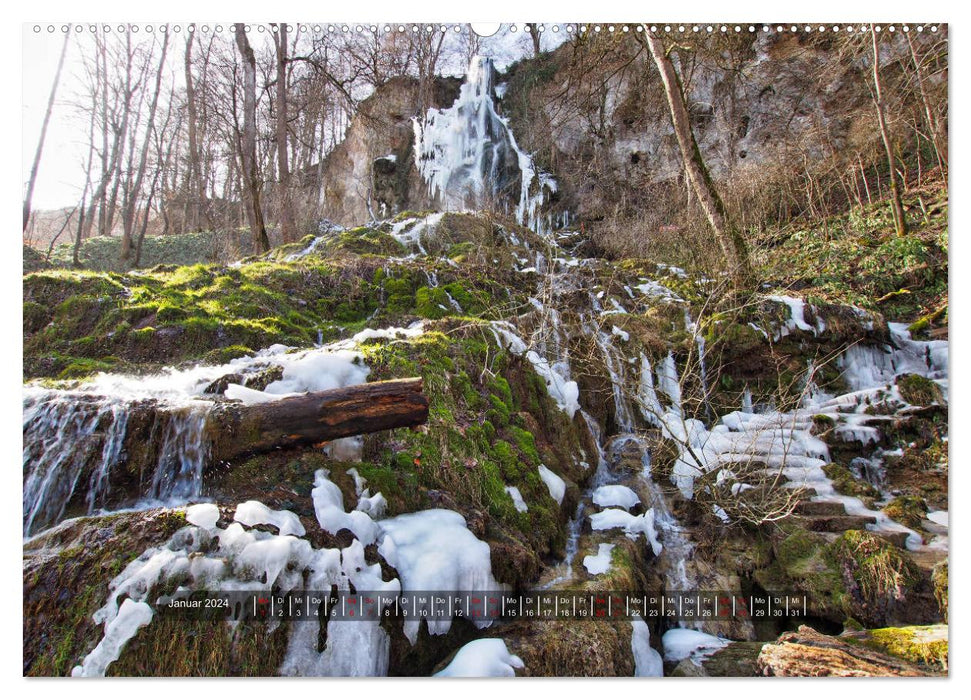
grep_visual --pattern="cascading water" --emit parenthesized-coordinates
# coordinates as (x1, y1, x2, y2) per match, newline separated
(21, 329, 413, 538)
(22, 389, 213, 537)
(146, 406, 211, 503)
(413, 56, 558, 234)
(23, 393, 130, 536)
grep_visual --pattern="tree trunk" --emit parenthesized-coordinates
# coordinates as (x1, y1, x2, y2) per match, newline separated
(905, 32, 947, 179)
(185, 32, 201, 232)
(23, 28, 70, 232)
(234, 24, 271, 253)
(274, 23, 297, 242)
(527, 23, 541, 57)
(121, 30, 170, 264)
(871, 27, 908, 237)
(641, 31, 752, 281)
(206, 378, 429, 464)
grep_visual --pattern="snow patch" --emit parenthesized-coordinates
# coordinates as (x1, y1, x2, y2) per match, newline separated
(434, 638, 524, 677)
(582, 543, 615, 575)
(538, 465, 566, 505)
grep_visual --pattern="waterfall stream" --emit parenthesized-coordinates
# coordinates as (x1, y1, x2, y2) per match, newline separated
(27, 53, 949, 677)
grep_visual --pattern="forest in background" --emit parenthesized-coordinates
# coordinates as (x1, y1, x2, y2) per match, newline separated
(23, 24, 947, 279)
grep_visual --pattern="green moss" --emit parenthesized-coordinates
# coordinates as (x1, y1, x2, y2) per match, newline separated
(932, 561, 948, 622)
(415, 286, 450, 319)
(828, 530, 922, 605)
(331, 227, 407, 257)
(508, 426, 541, 464)
(897, 374, 942, 406)
(753, 522, 850, 620)
(812, 414, 835, 432)
(823, 463, 880, 500)
(492, 440, 520, 480)
(883, 495, 928, 530)
(864, 626, 948, 670)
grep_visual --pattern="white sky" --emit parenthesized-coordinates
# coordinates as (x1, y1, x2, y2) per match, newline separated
(21, 23, 566, 211)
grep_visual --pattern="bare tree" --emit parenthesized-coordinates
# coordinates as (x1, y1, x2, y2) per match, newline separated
(24, 28, 70, 231)
(234, 24, 271, 253)
(272, 23, 296, 243)
(183, 30, 210, 232)
(638, 29, 751, 282)
(870, 27, 908, 237)
(904, 31, 947, 180)
(526, 24, 541, 57)
(120, 29, 170, 263)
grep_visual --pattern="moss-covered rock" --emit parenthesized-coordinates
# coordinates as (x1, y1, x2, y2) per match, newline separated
(828, 530, 934, 628)
(822, 463, 880, 500)
(932, 561, 948, 622)
(882, 496, 928, 531)
(23, 509, 189, 676)
(853, 625, 948, 672)
(897, 374, 943, 406)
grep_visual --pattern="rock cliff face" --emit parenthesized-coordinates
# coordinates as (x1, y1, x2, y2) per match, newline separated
(316, 31, 943, 254)
(501, 31, 940, 231)
(315, 76, 461, 225)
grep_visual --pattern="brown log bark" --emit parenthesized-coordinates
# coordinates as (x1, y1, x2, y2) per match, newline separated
(206, 378, 428, 464)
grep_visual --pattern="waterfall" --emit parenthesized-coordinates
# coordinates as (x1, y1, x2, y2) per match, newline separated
(23, 393, 129, 536)
(146, 406, 211, 503)
(413, 56, 557, 233)
(22, 389, 212, 537)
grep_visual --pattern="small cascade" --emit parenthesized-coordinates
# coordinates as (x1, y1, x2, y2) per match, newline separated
(22, 391, 213, 537)
(413, 56, 557, 233)
(21, 329, 412, 537)
(146, 405, 211, 503)
(590, 324, 636, 433)
(23, 394, 130, 536)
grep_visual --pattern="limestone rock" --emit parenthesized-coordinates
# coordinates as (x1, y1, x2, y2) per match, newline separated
(756, 625, 925, 677)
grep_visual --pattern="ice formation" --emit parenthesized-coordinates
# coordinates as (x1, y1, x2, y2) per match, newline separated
(378, 509, 506, 644)
(71, 599, 154, 677)
(505, 486, 529, 513)
(433, 638, 525, 677)
(312, 469, 379, 545)
(661, 628, 730, 663)
(634, 304, 947, 551)
(491, 322, 580, 418)
(413, 56, 556, 233)
(592, 485, 641, 511)
(234, 501, 306, 537)
(225, 349, 369, 405)
(582, 543, 615, 575)
(590, 508, 663, 556)
(631, 616, 664, 677)
(537, 465, 566, 505)
(185, 503, 219, 530)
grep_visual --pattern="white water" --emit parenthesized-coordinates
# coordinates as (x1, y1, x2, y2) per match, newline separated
(22, 325, 423, 537)
(635, 302, 948, 552)
(414, 56, 558, 234)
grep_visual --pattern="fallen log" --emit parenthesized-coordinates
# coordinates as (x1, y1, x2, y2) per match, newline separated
(206, 377, 428, 464)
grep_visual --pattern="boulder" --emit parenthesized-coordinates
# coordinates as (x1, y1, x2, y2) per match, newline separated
(756, 626, 925, 677)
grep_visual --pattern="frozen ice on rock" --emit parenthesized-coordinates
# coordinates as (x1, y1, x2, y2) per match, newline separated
(233, 500, 306, 536)
(434, 638, 524, 677)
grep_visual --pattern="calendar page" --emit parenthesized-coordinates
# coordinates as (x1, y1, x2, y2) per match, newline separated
(21, 17, 949, 679)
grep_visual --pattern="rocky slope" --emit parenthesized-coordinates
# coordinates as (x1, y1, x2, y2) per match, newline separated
(23, 209, 948, 676)
(22, 48, 947, 678)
